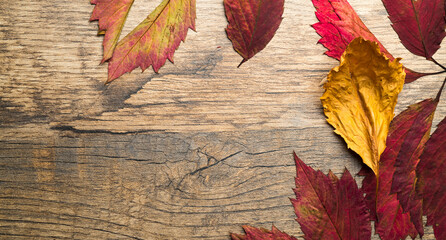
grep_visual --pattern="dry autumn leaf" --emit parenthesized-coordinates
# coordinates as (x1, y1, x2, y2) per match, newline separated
(90, 0, 134, 63)
(107, 0, 196, 82)
(417, 116, 446, 239)
(360, 98, 440, 239)
(291, 152, 371, 239)
(321, 37, 405, 175)
(390, 99, 439, 236)
(224, 0, 284, 66)
(382, 0, 446, 60)
(91, 0, 196, 83)
(361, 164, 419, 240)
(311, 0, 428, 82)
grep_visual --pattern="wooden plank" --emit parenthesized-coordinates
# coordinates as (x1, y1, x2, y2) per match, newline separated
(0, 0, 443, 239)
(1, 129, 363, 239)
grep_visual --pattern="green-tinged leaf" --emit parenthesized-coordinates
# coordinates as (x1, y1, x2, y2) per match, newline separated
(90, 0, 135, 63)
(106, 0, 196, 83)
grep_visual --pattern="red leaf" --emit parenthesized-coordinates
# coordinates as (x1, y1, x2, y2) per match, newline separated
(360, 99, 438, 239)
(90, 0, 134, 63)
(391, 99, 438, 235)
(224, 0, 284, 66)
(382, 0, 446, 59)
(361, 167, 418, 240)
(291, 153, 371, 240)
(230, 225, 297, 240)
(417, 116, 446, 239)
(311, 0, 427, 83)
(106, 0, 196, 82)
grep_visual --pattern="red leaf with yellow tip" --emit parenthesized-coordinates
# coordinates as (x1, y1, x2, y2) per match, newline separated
(224, 0, 284, 66)
(230, 225, 297, 240)
(106, 0, 196, 83)
(311, 0, 427, 83)
(360, 99, 439, 239)
(417, 116, 446, 239)
(90, 0, 134, 63)
(291, 152, 371, 240)
(382, 0, 446, 59)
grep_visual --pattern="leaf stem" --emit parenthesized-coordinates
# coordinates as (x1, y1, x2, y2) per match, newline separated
(237, 59, 247, 68)
(431, 58, 446, 71)
(426, 70, 446, 76)
(435, 77, 446, 102)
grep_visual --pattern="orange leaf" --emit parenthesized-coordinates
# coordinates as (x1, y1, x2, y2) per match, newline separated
(321, 38, 405, 175)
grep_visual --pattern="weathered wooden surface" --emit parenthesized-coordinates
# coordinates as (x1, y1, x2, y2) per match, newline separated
(0, 0, 445, 239)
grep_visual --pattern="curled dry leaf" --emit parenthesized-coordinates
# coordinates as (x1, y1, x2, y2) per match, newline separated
(311, 0, 427, 82)
(231, 225, 297, 240)
(382, 0, 446, 59)
(417, 116, 446, 239)
(90, 0, 134, 63)
(360, 99, 439, 239)
(291, 152, 371, 240)
(224, 0, 284, 66)
(321, 37, 405, 175)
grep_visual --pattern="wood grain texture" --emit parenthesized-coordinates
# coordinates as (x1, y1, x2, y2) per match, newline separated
(0, 0, 445, 239)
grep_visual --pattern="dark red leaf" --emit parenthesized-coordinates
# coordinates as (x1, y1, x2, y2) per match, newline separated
(311, 0, 427, 83)
(360, 99, 439, 239)
(417, 117, 446, 239)
(390, 99, 438, 236)
(224, 0, 284, 66)
(291, 153, 371, 240)
(230, 225, 297, 240)
(361, 167, 418, 240)
(382, 0, 446, 59)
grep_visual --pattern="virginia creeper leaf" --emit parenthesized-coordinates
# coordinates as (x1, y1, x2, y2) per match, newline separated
(321, 38, 405, 175)
(90, 0, 134, 63)
(360, 167, 418, 240)
(417, 116, 446, 239)
(106, 0, 196, 83)
(224, 0, 284, 66)
(382, 0, 446, 59)
(390, 99, 439, 236)
(360, 99, 439, 239)
(311, 0, 427, 83)
(291, 152, 371, 240)
(231, 225, 297, 240)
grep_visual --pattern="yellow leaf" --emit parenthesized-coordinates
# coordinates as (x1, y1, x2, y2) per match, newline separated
(321, 37, 405, 175)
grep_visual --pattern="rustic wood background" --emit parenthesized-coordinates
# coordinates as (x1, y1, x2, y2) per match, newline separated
(1, 0, 445, 239)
